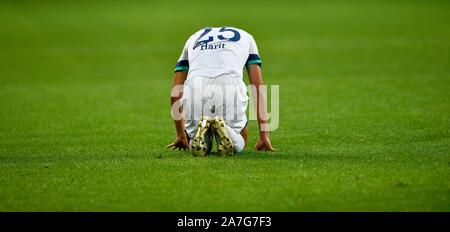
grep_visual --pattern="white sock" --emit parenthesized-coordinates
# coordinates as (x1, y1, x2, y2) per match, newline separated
(226, 125, 245, 153)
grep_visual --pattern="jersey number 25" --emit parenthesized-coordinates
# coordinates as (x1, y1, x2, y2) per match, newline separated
(193, 27, 241, 49)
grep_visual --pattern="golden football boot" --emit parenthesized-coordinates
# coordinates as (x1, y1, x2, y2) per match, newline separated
(191, 116, 213, 157)
(212, 116, 234, 156)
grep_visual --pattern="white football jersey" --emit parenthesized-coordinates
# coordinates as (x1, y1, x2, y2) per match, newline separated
(174, 27, 262, 79)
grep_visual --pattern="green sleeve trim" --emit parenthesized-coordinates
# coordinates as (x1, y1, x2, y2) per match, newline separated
(174, 66, 189, 73)
(247, 59, 262, 65)
(245, 60, 262, 69)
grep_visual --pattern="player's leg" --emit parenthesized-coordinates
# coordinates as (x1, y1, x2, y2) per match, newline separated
(211, 76, 248, 155)
(183, 76, 214, 156)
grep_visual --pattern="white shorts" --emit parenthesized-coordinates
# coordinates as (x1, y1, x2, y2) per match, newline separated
(182, 75, 248, 139)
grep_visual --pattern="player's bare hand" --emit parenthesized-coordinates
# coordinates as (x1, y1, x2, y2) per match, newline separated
(254, 136, 275, 152)
(167, 135, 189, 151)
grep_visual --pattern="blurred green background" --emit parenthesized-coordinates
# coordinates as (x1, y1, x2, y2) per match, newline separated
(0, 0, 449, 211)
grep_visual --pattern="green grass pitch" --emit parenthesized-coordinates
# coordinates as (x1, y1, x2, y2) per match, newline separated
(0, 0, 449, 211)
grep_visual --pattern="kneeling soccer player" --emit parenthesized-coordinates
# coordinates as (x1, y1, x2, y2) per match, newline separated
(168, 26, 274, 156)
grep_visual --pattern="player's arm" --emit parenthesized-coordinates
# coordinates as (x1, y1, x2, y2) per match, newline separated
(167, 71, 189, 150)
(247, 64, 275, 151)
